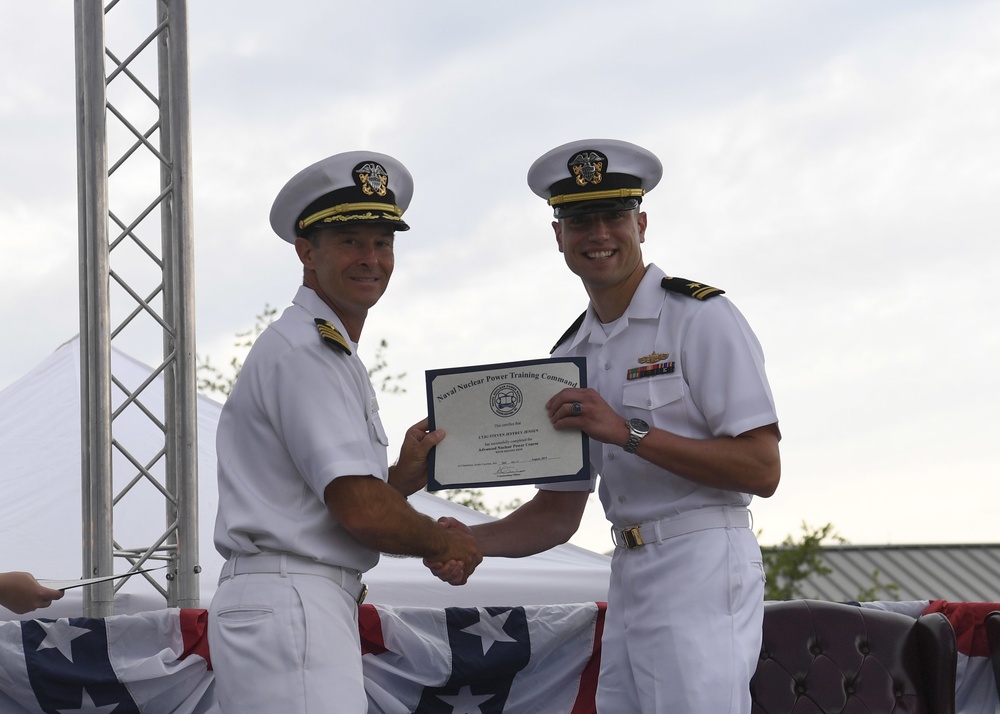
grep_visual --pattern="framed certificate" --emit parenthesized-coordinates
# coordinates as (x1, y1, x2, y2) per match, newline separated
(425, 357, 589, 491)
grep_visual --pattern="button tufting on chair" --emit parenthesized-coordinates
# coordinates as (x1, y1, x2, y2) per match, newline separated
(750, 600, 958, 714)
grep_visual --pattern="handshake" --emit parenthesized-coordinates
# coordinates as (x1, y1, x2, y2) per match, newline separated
(423, 517, 482, 586)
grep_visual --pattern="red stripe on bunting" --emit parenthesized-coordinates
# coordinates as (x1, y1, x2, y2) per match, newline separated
(359, 603, 389, 656)
(921, 599, 1000, 658)
(570, 601, 605, 714)
(180, 608, 213, 669)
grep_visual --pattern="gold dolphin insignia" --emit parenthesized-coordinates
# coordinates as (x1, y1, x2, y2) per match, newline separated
(638, 352, 669, 364)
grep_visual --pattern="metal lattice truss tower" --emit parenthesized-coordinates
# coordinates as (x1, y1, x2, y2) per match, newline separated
(74, 0, 199, 617)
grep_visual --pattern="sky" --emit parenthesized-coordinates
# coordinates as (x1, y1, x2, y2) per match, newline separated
(1, 0, 998, 555)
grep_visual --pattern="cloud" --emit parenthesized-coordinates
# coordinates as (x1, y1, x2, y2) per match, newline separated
(1, 0, 998, 551)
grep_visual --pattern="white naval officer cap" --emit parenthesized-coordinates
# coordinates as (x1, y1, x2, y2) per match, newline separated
(526, 139, 663, 219)
(269, 151, 414, 243)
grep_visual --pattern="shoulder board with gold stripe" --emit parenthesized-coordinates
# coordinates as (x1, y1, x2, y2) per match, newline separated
(314, 318, 352, 355)
(660, 276, 725, 300)
(550, 311, 586, 354)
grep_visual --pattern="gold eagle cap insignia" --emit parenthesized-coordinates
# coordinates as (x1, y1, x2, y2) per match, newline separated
(638, 352, 669, 364)
(355, 162, 389, 197)
(315, 318, 352, 355)
(569, 150, 605, 187)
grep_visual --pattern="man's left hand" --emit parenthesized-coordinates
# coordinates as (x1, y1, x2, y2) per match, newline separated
(388, 418, 445, 496)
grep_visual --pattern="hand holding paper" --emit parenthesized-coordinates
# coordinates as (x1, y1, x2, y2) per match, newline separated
(38, 565, 167, 591)
(0, 571, 65, 614)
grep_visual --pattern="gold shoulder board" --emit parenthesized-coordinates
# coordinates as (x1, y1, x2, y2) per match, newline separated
(314, 318, 352, 355)
(660, 276, 725, 300)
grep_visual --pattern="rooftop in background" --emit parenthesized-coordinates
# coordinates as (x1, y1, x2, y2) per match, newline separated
(777, 544, 1000, 603)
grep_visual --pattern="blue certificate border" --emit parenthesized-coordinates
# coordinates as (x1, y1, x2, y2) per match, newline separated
(425, 356, 589, 492)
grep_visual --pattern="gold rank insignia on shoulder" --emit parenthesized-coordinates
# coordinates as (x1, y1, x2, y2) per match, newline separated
(660, 276, 725, 300)
(314, 318, 352, 355)
(638, 352, 669, 364)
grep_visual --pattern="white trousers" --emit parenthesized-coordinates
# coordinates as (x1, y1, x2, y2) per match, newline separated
(597, 525, 765, 714)
(208, 570, 366, 714)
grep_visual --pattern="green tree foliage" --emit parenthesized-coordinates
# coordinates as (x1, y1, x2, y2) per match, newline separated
(760, 522, 842, 601)
(854, 568, 901, 603)
(761, 521, 900, 602)
(197, 306, 406, 400)
(198, 306, 518, 517)
(440, 488, 522, 517)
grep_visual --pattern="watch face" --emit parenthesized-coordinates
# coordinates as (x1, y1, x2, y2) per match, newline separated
(628, 418, 649, 433)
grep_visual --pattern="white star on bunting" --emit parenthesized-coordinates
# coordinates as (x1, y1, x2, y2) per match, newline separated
(461, 608, 517, 656)
(57, 688, 122, 714)
(36, 619, 91, 662)
(436, 685, 494, 714)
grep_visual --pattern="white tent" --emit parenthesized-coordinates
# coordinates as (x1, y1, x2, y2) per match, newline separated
(0, 337, 610, 619)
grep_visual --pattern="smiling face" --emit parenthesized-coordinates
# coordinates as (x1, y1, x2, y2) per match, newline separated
(553, 208, 647, 299)
(295, 223, 396, 340)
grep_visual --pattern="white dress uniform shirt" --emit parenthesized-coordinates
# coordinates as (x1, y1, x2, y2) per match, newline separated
(548, 262, 778, 527)
(213, 285, 389, 572)
(547, 261, 779, 713)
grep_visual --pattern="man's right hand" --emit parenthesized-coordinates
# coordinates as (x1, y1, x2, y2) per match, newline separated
(0, 571, 64, 615)
(427, 518, 481, 585)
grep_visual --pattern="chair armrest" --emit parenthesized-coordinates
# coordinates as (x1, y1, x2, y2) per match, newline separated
(916, 611, 957, 714)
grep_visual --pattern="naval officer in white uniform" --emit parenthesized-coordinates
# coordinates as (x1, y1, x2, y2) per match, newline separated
(431, 138, 780, 713)
(209, 151, 482, 714)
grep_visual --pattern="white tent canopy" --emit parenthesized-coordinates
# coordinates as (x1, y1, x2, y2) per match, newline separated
(0, 337, 610, 619)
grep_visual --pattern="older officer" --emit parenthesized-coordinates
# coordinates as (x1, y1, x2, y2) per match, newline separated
(433, 139, 780, 713)
(209, 151, 482, 714)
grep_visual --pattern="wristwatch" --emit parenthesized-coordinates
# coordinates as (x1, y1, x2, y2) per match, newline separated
(623, 417, 650, 454)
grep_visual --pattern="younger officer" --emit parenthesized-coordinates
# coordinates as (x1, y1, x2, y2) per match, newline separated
(433, 139, 780, 713)
(209, 151, 482, 714)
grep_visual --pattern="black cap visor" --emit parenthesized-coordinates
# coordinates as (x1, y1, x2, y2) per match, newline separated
(553, 197, 640, 219)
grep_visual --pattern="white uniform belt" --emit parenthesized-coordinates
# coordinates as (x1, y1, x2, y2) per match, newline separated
(219, 553, 367, 604)
(611, 506, 752, 549)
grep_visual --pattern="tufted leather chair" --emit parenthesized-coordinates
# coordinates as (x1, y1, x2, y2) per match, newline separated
(985, 611, 1000, 705)
(751, 600, 957, 713)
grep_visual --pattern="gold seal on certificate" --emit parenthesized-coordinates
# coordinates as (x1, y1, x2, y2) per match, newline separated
(425, 357, 589, 491)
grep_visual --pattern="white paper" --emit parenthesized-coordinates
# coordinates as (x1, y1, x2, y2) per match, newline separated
(38, 565, 167, 591)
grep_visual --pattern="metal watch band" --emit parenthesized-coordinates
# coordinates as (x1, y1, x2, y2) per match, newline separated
(624, 418, 649, 454)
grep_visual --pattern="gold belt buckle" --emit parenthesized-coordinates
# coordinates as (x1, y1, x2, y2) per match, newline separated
(621, 526, 644, 549)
